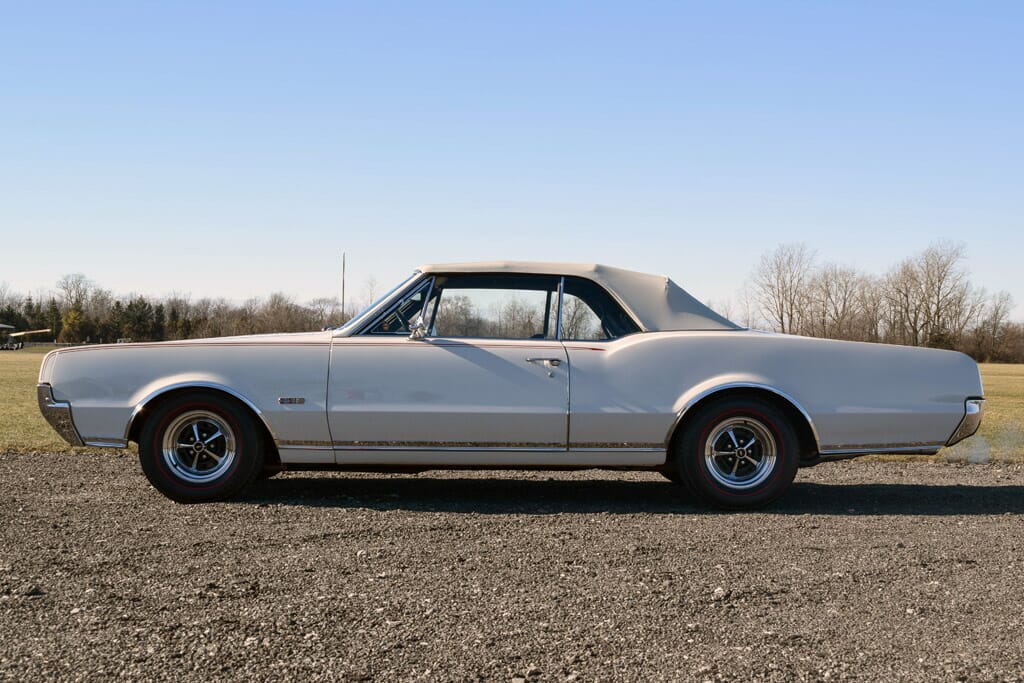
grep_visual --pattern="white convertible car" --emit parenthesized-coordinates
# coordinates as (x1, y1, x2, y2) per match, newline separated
(38, 261, 984, 508)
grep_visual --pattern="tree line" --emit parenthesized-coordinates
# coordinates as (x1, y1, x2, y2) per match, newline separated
(741, 242, 1021, 362)
(1, 243, 1021, 361)
(0, 274, 352, 344)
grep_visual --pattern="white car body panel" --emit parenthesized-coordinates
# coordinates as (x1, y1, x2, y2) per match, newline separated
(38, 263, 984, 471)
(40, 334, 333, 459)
(325, 338, 569, 457)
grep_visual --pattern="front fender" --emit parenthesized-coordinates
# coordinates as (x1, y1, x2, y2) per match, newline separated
(125, 376, 274, 442)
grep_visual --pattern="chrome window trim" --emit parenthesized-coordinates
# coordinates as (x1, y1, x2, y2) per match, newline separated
(422, 276, 437, 333)
(361, 271, 642, 343)
(338, 272, 423, 337)
(355, 276, 435, 337)
(582, 278, 647, 333)
(557, 275, 642, 342)
(556, 276, 565, 341)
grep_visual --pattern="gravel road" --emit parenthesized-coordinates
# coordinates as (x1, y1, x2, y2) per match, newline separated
(2, 452, 1023, 682)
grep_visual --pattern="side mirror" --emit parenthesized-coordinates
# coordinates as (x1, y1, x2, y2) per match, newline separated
(408, 315, 427, 340)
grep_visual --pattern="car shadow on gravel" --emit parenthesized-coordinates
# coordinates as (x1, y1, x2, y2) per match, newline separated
(241, 476, 1024, 516)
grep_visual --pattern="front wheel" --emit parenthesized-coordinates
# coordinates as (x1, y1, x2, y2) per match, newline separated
(674, 397, 798, 509)
(138, 392, 264, 503)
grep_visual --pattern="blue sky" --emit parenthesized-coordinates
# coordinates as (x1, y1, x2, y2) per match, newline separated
(2, 1, 1022, 317)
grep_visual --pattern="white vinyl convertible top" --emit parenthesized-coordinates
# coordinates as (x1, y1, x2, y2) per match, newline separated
(418, 261, 740, 332)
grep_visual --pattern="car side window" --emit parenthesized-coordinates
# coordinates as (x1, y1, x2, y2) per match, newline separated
(429, 275, 559, 339)
(561, 277, 641, 340)
(362, 274, 640, 340)
(365, 282, 431, 335)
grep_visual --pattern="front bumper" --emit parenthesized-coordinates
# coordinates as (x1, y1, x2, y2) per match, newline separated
(37, 383, 85, 447)
(946, 398, 985, 447)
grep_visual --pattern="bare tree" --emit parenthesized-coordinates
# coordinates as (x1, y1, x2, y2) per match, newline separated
(852, 275, 885, 342)
(805, 264, 863, 339)
(881, 242, 987, 348)
(309, 297, 342, 328)
(966, 290, 1014, 361)
(434, 294, 481, 337)
(751, 243, 815, 333)
(561, 296, 598, 339)
(883, 258, 927, 345)
(56, 274, 94, 312)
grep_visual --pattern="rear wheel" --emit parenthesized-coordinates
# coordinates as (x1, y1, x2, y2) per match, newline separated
(138, 392, 264, 503)
(674, 397, 798, 509)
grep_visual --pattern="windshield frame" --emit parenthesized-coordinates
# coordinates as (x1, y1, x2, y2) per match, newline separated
(332, 272, 424, 336)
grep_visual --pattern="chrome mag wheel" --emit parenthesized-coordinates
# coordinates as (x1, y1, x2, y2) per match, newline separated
(703, 416, 777, 491)
(160, 410, 237, 484)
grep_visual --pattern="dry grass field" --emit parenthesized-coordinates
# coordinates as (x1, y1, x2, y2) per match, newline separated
(1, 346, 1021, 460)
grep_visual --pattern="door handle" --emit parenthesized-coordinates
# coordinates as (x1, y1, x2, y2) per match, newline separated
(525, 357, 562, 377)
(525, 357, 562, 367)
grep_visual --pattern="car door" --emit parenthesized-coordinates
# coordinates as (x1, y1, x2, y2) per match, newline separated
(327, 274, 569, 459)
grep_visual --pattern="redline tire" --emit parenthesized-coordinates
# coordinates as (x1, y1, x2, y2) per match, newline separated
(659, 470, 685, 485)
(138, 392, 264, 503)
(675, 397, 798, 509)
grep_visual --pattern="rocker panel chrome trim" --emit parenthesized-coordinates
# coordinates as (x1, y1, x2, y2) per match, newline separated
(818, 444, 944, 456)
(82, 438, 130, 448)
(276, 440, 664, 454)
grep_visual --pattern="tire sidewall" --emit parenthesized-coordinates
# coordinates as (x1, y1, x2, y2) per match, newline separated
(138, 393, 263, 503)
(677, 398, 799, 509)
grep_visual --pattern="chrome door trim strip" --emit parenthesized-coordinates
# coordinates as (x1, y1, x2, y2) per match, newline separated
(818, 444, 944, 455)
(83, 438, 130, 448)
(333, 445, 566, 453)
(330, 440, 564, 450)
(278, 439, 665, 453)
(570, 441, 663, 449)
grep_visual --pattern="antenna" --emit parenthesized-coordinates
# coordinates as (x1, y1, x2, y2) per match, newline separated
(341, 252, 346, 319)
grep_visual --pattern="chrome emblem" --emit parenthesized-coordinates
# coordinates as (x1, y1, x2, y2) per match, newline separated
(278, 397, 306, 405)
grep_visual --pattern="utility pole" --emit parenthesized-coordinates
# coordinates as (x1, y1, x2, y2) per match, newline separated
(341, 252, 346, 319)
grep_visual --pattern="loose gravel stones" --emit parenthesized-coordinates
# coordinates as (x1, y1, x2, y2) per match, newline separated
(2, 452, 1023, 681)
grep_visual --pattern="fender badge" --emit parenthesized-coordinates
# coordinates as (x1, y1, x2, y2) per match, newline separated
(278, 397, 306, 405)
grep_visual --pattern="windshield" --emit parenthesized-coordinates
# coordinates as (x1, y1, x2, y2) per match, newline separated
(334, 272, 421, 335)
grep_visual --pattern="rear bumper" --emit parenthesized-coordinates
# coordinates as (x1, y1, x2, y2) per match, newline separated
(946, 398, 985, 447)
(37, 383, 85, 447)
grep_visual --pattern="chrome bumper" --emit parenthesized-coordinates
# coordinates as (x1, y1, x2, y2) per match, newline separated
(946, 398, 985, 447)
(37, 383, 85, 447)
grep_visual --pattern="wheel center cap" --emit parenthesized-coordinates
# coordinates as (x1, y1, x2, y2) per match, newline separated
(193, 442, 206, 453)
(736, 448, 747, 458)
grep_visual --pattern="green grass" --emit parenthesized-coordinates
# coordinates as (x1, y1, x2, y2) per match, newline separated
(0, 346, 129, 454)
(2, 348, 1021, 460)
(944, 363, 1024, 462)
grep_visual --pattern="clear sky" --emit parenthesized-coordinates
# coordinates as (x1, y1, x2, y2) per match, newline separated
(2, 1, 1022, 318)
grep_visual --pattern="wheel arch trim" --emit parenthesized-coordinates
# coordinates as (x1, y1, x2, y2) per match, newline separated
(124, 381, 279, 444)
(664, 381, 821, 452)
